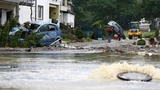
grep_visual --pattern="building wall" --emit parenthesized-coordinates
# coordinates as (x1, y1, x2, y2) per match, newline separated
(0, 2, 17, 25)
(19, 0, 50, 24)
(1, 10, 7, 25)
(63, 13, 74, 27)
(68, 13, 75, 27)
(19, 0, 74, 27)
(49, 0, 60, 26)
(37, 0, 49, 22)
(19, 6, 31, 24)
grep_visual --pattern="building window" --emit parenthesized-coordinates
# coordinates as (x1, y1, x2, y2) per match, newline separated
(38, 5, 43, 20)
(63, 0, 65, 5)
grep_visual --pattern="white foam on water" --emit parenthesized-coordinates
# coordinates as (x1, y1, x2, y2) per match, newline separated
(89, 62, 160, 80)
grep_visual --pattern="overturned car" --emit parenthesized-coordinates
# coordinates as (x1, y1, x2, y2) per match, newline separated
(108, 21, 126, 39)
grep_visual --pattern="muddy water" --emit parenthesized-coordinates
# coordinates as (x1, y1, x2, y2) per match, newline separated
(0, 52, 160, 90)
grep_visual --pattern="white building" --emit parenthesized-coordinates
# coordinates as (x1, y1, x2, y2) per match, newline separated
(19, 0, 75, 27)
(0, 0, 20, 25)
(19, 0, 51, 24)
(60, 0, 75, 27)
(155, 18, 160, 28)
(0, 0, 75, 27)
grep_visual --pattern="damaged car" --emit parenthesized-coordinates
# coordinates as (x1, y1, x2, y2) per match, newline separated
(9, 21, 62, 46)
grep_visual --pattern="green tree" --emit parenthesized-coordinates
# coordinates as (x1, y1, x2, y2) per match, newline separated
(141, 0, 160, 19)
(73, 0, 141, 29)
(72, 0, 93, 27)
(88, 0, 117, 21)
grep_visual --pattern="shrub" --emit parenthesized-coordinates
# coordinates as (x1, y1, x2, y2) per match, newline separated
(18, 32, 44, 48)
(8, 15, 19, 31)
(0, 21, 10, 47)
(0, 15, 19, 47)
(8, 30, 22, 47)
(75, 30, 84, 39)
(62, 34, 70, 41)
(137, 39, 146, 45)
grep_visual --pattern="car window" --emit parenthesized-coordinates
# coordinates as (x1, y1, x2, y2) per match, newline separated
(29, 24, 40, 31)
(39, 24, 49, 32)
(48, 24, 57, 31)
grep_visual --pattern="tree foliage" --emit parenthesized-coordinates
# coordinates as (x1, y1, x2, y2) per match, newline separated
(73, 0, 160, 29)
(91, 20, 104, 28)
(141, 0, 160, 19)
(72, 0, 94, 27)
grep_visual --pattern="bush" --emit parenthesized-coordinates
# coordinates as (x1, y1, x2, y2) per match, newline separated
(0, 21, 10, 47)
(62, 34, 70, 41)
(137, 39, 146, 45)
(8, 30, 22, 47)
(8, 15, 19, 31)
(75, 30, 84, 39)
(18, 32, 44, 48)
(0, 15, 19, 47)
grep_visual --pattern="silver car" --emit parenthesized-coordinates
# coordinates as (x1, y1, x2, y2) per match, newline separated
(108, 21, 126, 39)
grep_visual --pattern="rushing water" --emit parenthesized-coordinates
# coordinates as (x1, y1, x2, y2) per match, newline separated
(0, 52, 160, 90)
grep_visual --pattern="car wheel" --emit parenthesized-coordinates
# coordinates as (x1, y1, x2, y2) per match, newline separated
(129, 36, 132, 39)
(138, 35, 142, 38)
(54, 39, 61, 47)
(122, 34, 126, 39)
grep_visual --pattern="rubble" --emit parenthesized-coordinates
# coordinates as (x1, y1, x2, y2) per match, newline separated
(0, 39, 160, 55)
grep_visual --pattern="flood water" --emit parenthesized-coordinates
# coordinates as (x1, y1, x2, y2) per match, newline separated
(0, 51, 160, 90)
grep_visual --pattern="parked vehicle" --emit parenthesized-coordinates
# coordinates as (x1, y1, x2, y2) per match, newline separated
(108, 21, 126, 39)
(9, 21, 62, 46)
(128, 21, 142, 39)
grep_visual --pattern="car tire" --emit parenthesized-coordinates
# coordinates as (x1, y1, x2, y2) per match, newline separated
(54, 39, 61, 47)
(129, 36, 132, 39)
(122, 34, 126, 39)
(138, 35, 142, 38)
